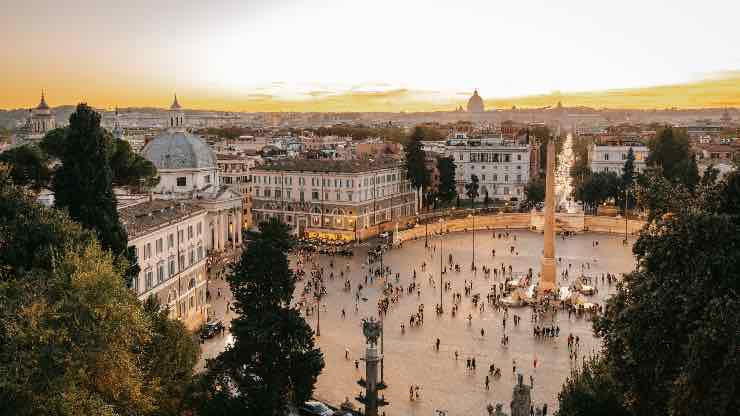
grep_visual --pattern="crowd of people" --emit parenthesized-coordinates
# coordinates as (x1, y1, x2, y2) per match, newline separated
(289, 228, 624, 409)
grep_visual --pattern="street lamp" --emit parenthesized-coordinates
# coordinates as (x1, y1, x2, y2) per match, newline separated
(468, 212, 476, 272)
(438, 218, 444, 313)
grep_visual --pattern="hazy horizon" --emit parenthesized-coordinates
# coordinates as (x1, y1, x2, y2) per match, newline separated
(3, 0, 739, 112)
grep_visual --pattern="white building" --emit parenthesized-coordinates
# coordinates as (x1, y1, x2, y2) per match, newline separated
(120, 200, 209, 330)
(445, 136, 531, 201)
(251, 158, 416, 240)
(141, 95, 244, 253)
(589, 144, 648, 175)
(217, 153, 255, 229)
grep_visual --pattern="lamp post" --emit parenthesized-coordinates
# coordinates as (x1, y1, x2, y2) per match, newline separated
(438, 218, 444, 313)
(623, 187, 629, 245)
(468, 212, 476, 272)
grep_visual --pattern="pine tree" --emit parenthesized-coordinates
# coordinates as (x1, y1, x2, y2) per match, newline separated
(52, 103, 128, 256)
(404, 126, 431, 205)
(465, 174, 480, 207)
(437, 156, 457, 204)
(198, 219, 324, 415)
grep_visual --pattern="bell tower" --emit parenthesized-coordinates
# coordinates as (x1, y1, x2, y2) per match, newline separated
(168, 93, 185, 131)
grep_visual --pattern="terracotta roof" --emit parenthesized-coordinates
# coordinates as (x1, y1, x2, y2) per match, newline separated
(120, 200, 205, 240)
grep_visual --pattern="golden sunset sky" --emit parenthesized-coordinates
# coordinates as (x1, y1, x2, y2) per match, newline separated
(3, 0, 739, 111)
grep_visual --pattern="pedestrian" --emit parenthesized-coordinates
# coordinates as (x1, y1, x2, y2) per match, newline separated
(345, 348, 350, 360)
(355, 360, 359, 369)
(485, 375, 490, 390)
(481, 328, 485, 337)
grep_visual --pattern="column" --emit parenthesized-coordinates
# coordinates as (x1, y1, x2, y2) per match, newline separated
(539, 140, 557, 294)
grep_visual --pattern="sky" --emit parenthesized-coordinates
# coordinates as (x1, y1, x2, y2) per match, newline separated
(2, 0, 739, 111)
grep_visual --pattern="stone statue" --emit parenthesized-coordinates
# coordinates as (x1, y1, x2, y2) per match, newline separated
(362, 317, 382, 347)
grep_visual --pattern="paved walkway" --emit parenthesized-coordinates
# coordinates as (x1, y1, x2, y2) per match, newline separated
(200, 229, 635, 415)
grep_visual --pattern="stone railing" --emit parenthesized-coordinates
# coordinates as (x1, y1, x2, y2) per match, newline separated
(396, 212, 647, 244)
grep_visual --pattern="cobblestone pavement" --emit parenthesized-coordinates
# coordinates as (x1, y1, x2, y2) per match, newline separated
(200, 229, 636, 415)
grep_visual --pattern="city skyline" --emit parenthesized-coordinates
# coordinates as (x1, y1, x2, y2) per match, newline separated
(3, 0, 740, 111)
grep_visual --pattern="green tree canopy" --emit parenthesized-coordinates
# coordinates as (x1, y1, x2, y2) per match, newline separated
(195, 219, 324, 415)
(110, 138, 160, 191)
(556, 356, 630, 416)
(0, 169, 199, 416)
(436, 156, 457, 204)
(465, 174, 480, 206)
(647, 127, 698, 188)
(567, 172, 740, 416)
(0, 144, 51, 191)
(524, 176, 545, 209)
(574, 171, 620, 212)
(404, 127, 431, 192)
(52, 103, 128, 257)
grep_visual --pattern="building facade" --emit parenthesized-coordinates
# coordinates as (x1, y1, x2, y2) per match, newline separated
(588, 144, 648, 174)
(250, 158, 417, 240)
(217, 153, 254, 229)
(120, 200, 209, 330)
(445, 136, 531, 201)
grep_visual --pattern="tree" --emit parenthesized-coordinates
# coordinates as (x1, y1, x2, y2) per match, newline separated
(437, 156, 457, 204)
(556, 356, 630, 416)
(592, 174, 740, 416)
(524, 176, 545, 209)
(110, 139, 160, 191)
(574, 171, 620, 212)
(404, 126, 431, 205)
(0, 169, 145, 415)
(0, 145, 51, 191)
(43, 126, 159, 193)
(618, 147, 637, 211)
(647, 127, 698, 188)
(465, 174, 480, 207)
(0, 167, 201, 416)
(52, 103, 128, 257)
(197, 219, 324, 415)
(141, 298, 200, 416)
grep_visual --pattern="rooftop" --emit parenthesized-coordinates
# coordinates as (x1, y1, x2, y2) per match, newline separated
(254, 157, 402, 173)
(119, 200, 205, 240)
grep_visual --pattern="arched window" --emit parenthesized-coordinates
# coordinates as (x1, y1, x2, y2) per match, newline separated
(188, 278, 196, 290)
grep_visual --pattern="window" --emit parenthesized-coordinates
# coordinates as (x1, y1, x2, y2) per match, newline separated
(179, 254, 185, 270)
(178, 229, 184, 242)
(197, 245, 203, 260)
(145, 269, 153, 290)
(482, 174, 486, 181)
(300, 190, 305, 202)
(145, 243, 152, 260)
(517, 154, 522, 161)
(157, 263, 164, 283)
(504, 174, 509, 182)
(156, 238, 163, 254)
(312, 190, 319, 200)
(189, 249, 195, 265)
(204, 174, 211, 184)
(604, 153, 609, 161)
(168, 234, 174, 248)
(188, 225, 193, 240)
(264, 189, 271, 198)
(169, 258, 175, 276)
(197, 222, 202, 235)
(176, 177, 186, 186)
(504, 187, 510, 195)
(336, 191, 341, 201)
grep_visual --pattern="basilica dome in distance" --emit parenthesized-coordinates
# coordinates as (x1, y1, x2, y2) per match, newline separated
(467, 89, 485, 113)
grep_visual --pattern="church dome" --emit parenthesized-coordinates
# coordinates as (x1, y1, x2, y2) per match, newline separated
(142, 131, 217, 170)
(467, 89, 485, 113)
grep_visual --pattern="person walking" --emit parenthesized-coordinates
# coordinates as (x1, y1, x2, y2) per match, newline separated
(485, 375, 490, 390)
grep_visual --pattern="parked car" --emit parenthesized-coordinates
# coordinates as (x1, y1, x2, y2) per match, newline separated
(300, 400, 334, 416)
(200, 319, 224, 340)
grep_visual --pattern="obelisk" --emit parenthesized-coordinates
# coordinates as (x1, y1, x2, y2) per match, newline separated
(539, 140, 557, 294)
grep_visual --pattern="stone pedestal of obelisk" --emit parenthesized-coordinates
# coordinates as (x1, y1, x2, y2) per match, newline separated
(539, 140, 557, 295)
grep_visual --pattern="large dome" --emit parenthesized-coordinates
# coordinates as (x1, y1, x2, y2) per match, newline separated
(467, 89, 485, 113)
(142, 131, 217, 170)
